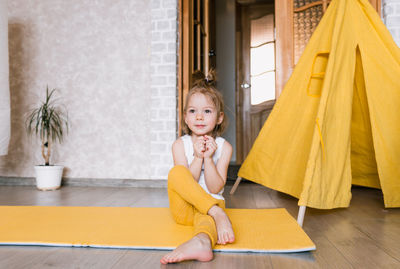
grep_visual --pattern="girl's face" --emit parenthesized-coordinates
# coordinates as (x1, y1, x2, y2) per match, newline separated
(184, 93, 223, 137)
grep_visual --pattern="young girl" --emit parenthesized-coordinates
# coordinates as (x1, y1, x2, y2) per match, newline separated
(160, 70, 235, 264)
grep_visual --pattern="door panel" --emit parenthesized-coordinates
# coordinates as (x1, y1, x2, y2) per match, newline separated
(237, 3, 275, 162)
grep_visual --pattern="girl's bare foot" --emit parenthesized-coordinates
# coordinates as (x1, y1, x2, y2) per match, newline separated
(160, 233, 213, 264)
(208, 205, 235, 245)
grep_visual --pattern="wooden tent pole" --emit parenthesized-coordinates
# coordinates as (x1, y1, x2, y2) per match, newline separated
(230, 177, 242, 195)
(297, 206, 306, 227)
(322, 0, 328, 13)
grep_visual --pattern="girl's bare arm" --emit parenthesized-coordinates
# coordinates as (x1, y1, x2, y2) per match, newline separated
(203, 141, 233, 194)
(172, 139, 203, 181)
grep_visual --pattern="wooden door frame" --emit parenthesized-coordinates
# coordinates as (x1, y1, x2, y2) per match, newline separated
(178, 0, 191, 137)
(369, 0, 382, 14)
(275, 0, 293, 98)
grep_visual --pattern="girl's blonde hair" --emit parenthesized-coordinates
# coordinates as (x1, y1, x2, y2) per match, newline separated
(182, 69, 227, 137)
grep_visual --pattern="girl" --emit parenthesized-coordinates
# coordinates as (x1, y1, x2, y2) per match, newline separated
(160, 70, 235, 264)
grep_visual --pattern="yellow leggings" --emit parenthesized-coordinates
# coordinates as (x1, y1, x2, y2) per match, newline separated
(168, 165, 225, 247)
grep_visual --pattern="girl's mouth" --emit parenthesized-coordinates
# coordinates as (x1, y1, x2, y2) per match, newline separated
(195, 125, 206, 128)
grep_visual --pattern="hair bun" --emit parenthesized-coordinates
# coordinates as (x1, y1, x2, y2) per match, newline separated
(205, 69, 216, 85)
(192, 69, 217, 87)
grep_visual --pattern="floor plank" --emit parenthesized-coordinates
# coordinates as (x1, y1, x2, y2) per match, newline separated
(31, 248, 127, 269)
(0, 247, 57, 269)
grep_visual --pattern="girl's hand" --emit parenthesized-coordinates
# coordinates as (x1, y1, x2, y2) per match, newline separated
(203, 135, 217, 159)
(193, 136, 206, 158)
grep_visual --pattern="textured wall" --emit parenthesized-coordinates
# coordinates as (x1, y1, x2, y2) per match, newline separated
(383, 0, 400, 46)
(0, 0, 156, 179)
(0, 0, 9, 156)
(149, 0, 177, 179)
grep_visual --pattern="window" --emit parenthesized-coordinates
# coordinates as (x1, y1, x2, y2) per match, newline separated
(250, 13, 275, 105)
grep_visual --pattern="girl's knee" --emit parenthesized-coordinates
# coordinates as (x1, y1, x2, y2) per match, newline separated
(168, 165, 191, 186)
(168, 165, 189, 177)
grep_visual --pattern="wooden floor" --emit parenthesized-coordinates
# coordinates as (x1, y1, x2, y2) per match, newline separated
(0, 182, 399, 268)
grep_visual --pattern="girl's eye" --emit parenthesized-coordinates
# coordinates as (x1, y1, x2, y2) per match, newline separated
(205, 109, 212, 114)
(188, 109, 195, 113)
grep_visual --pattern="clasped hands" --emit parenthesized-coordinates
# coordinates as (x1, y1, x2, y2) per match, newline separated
(193, 135, 217, 159)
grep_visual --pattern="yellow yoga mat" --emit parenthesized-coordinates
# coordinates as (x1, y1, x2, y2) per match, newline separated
(0, 206, 315, 253)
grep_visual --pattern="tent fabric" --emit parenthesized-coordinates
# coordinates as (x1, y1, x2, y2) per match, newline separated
(238, 0, 400, 209)
(0, 0, 9, 156)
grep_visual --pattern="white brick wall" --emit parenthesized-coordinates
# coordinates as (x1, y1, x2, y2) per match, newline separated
(150, 0, 177, 179)
(383, 0, 400, 46)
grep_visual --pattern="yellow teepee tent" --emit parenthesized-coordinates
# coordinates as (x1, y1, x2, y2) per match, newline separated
(237, 0, 400, 210)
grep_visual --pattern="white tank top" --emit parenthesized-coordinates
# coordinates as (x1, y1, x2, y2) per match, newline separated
(181, 135, 225, 200)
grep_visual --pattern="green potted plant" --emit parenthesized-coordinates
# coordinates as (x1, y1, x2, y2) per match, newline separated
(26, 86, 69, 190)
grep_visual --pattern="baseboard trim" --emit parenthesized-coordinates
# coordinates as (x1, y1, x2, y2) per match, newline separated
(0, 177, 167, 188)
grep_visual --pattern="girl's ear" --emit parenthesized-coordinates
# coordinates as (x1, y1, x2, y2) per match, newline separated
(217, 112, 224, 125)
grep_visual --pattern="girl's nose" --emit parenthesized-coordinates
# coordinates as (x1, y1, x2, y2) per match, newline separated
(196, 113, 203, 120)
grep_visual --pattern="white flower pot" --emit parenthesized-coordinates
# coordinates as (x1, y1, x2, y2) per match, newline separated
(34, 165, 64, 191)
